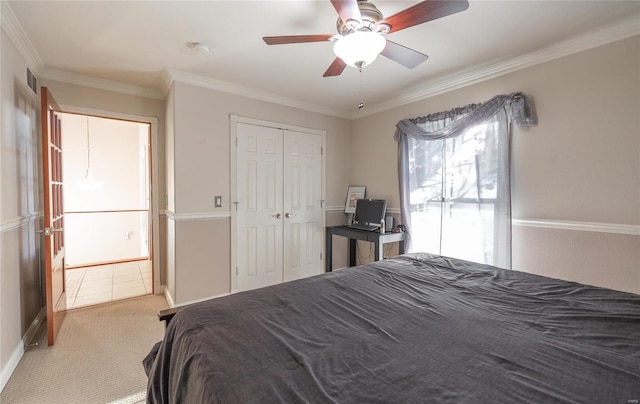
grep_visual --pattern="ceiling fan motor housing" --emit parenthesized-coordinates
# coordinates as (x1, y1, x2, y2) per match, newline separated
(336, 1, 389, 35)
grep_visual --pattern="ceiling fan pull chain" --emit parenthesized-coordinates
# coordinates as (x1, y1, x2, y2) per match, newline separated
(358, 64, 365, 110)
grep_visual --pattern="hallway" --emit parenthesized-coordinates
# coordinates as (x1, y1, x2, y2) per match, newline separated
(66, 260, 152, 309)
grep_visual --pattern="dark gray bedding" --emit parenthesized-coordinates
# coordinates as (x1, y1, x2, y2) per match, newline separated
(144, 253, 640, 403)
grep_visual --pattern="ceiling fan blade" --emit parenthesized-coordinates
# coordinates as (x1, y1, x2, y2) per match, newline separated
(330, 0, 362, 25)
(381, 40, 429, 69)
(378, 0, 469, 34)
(263, 34, 334, 45)
(323, 58, 347, 77)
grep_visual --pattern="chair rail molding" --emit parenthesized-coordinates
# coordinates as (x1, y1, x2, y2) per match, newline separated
(513, 218, 640, 236)
(0, 212, 43, 233)
(162, 210, 231, 221)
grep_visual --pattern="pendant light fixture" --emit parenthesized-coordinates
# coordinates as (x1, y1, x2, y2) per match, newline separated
(77, 116, 103, 191)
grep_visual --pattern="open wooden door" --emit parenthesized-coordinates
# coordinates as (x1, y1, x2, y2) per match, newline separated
(40, 87, 67, 346)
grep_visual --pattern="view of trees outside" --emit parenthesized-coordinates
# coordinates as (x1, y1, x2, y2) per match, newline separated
(408, 122, 501, 265)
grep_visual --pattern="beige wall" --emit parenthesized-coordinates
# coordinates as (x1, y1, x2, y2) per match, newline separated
(1, 29, 42, 390)
(513, 226, 639, 292)
(166, 81, 352, 304)
(350, 36, 640, 294)
(171, 82, 352, 214)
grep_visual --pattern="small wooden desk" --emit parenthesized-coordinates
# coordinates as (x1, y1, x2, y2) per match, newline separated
(325, 225, 406, 272)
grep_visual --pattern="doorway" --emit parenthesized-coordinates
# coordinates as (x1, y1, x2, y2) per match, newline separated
(60, 113, 153, 308)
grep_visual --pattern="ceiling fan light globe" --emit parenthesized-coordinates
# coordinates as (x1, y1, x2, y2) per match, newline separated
(333, 31, 386, 68)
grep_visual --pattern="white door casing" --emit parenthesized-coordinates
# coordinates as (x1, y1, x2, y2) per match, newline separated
(231, 117, 325, 292)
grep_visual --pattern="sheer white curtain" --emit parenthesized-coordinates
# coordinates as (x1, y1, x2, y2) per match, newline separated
(395, 93, 536, 269)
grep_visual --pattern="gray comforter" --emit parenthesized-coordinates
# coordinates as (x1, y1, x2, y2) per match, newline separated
(145, 253, 640, 403)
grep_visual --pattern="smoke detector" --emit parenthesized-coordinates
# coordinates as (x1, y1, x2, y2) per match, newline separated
(185, 42, 210, 55)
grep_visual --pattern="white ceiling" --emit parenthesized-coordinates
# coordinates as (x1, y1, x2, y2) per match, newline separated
(5, 1, 640, 117)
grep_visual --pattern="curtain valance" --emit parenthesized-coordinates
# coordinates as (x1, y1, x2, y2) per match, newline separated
(394, 92, 537, 141)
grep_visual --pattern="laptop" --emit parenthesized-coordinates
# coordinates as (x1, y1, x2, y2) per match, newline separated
(348, 199, 387, 231)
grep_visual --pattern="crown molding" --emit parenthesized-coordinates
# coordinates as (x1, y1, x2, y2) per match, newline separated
(354, 16, 640, 119)
(161, 68, 174, 96)
(165, 68, 352, 119)
(38, 67, 164, 100)
(0, 0, 44, 71)
(1, 0, 162, 100)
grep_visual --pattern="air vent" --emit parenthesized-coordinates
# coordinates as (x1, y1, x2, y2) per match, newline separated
(26, 68, 37, 95)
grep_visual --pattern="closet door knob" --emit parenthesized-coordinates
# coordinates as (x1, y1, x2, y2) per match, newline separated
(273, 213, 281, 219)
(285, 213, 292, 218)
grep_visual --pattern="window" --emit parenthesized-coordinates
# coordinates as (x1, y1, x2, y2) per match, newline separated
(394, 93, 534, 270)
(408, 119, 509, 267)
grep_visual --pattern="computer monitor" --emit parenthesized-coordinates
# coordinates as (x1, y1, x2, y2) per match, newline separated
(354, 199, 387, 225)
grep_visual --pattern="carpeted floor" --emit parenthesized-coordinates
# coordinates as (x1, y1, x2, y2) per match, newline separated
(1, 294, 168, 403)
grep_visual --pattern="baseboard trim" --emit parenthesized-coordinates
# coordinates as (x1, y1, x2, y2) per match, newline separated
(165, 290, 231, 309)
(164, 288, 176, 309)
(0, 307, 45, 393)
(0, 342, 24, 394)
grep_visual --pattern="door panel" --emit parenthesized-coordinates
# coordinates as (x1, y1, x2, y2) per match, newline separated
(41, 87, 66, 346)
(236, 123, 284, 291)
(283, 131, 323, 281)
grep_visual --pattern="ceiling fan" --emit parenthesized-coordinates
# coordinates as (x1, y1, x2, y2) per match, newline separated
(263, 0, 469, 77)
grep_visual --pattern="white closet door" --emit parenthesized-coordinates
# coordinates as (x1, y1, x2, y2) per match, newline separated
(236, 123, 284, 291)
(283, 131, 323, 281)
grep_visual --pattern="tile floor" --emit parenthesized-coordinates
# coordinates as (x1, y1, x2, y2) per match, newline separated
(66, 260, 153, 309)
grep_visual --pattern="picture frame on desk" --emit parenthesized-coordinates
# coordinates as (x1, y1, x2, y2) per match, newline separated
(344, 186, 366, 214)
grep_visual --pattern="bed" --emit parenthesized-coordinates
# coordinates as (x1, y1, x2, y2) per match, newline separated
(144, 253, 640, 403)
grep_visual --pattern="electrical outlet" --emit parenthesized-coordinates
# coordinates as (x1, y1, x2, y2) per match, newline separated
(214, 196, 222, 208)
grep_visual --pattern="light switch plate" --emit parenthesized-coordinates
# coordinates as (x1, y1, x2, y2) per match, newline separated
(214, 196, 222, 207)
